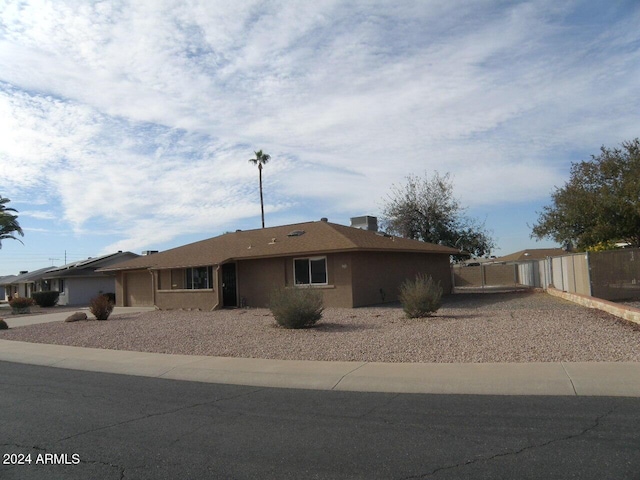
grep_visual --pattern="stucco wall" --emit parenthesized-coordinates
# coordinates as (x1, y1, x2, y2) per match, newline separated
(119, 269, 154, 307)
(236, 253, 354, 308)
(350, 252, 452, 307)
(115, 272, 125, 307)
(309, 252, 353, 308)
(237, 257, 285, 307)
(155, 289, 218, 310)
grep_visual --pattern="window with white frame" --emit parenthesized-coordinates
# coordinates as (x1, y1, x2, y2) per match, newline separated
(294, 257, 327, 285)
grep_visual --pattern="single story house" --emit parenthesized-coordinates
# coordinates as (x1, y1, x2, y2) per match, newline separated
(493, 248, 566, 263)
(1, 267, 57, 299)
(41, 251, 139, 306)
(0, 275, 16, 301)
(99, 218, 459, 309)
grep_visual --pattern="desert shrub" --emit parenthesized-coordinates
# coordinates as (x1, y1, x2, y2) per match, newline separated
(399, 274, 443, 318)
(32, 291, 60, 307)
(103, 292, 116, 304)
(9, 296, 34, 313)
(269, 287, 324, 329)
(0, 319, 8, 329)
(90, 294, 114, 320)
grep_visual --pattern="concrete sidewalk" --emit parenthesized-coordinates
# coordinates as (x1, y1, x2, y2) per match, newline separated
(1, 306, 156, 327)
(1, 337, 639, 397)
(2, 308, 640, 397)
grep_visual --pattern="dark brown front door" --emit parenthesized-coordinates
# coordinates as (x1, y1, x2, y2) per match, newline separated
(221, 263, 237, 307)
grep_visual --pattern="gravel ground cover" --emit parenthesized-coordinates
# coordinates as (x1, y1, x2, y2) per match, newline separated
(1, 292, 639, 363)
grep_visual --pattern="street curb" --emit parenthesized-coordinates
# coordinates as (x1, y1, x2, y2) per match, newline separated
(2, 339, 640, 397)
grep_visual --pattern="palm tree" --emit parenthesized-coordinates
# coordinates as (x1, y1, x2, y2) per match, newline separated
(0, 196, 24, 248)
(248, 150, 271, 228)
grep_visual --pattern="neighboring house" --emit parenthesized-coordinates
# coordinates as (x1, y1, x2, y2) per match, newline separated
(1, 267, 57, 299)
(99, 218, 459, 309)
(493, 248, 566, 263)
(41, 251, 140, 306)
(0, 275, 17, 301)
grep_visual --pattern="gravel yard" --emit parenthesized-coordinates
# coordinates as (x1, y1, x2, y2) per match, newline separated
(1, 292, 639, 363)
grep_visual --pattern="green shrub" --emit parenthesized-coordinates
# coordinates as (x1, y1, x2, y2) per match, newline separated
(0, 319, 8, 330)
(269, 287, 324, 329)
(399, 274, 443, 318)
(9, 296, 34, 314)
(32, 291, 60, 307)
(90, 294, 114, 320)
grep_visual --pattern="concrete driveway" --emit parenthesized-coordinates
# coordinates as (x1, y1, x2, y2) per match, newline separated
(1, 306, 156, 327)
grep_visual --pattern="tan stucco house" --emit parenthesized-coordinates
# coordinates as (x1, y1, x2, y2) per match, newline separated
(99, 219, 459, 309)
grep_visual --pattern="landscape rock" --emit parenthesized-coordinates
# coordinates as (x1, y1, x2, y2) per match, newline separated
(0, 318, 8, 329)
(65, 312, 88, 322)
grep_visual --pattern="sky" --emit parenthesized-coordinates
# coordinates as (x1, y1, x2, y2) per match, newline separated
(0, 0, 639, 276)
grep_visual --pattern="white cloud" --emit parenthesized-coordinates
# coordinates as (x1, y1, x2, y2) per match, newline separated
(19, 210, 57, 220)
(0, 0, 638, 254)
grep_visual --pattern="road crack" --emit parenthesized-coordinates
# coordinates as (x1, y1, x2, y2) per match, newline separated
(56, 387, 265, 443)
(397, 407, 616, 479)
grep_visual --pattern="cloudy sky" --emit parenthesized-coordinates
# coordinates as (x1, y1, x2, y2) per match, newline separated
(0, 0, 639, 275)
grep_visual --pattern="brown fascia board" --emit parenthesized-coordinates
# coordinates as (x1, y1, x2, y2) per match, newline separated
(150, 247, 458, 270)
(98, 262, 158, 273)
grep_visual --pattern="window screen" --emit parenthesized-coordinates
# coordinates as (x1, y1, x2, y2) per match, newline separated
(294, 257, 327, 285)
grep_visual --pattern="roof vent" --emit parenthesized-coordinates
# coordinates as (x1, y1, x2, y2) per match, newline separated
(320, 217, 328, 222)
(19, 271, 28, 274)
(350, 215, 378, 232)
(287, 230, 306, 237)
(142, 250, 158, 256)
(269, 238, 277, 245)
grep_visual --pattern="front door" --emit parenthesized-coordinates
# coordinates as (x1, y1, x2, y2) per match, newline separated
(221, 263, 237, 307)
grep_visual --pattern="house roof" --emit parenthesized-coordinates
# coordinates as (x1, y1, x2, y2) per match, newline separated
(42, 251, 139, 278)
(99, 220, 460, 272)
(0, 275, 17, 286)
(495, 248, 566, 263)
(3, 266, 57, 284)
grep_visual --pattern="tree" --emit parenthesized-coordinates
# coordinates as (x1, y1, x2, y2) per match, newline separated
(531, 138, 640, 250)
(0, 196, 24, 248)
(248, 150, 271, 228)
(381, 172, 494, 261)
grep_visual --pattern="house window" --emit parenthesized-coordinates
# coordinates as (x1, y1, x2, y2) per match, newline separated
(186, 266, 213, 289)
(294, 257, 328, 285)
(58, 279, 65, 293)
(169, 267, 213, 290)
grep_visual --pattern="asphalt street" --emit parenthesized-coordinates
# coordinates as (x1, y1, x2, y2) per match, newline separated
(2, 361, 640, 480)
